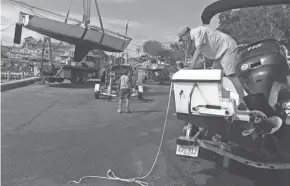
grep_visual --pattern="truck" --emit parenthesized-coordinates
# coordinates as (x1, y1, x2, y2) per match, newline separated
(40, 38, 108, 84)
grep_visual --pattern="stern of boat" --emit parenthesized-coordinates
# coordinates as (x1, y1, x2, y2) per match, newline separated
(171, 69, 290, 168)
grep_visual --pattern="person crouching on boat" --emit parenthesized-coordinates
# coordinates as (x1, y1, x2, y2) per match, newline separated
(177, 25, 247, 111)
(117, 71, 132, 113)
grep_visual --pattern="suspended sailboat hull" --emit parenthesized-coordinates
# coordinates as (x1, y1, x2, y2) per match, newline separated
(16, 12, 131, 61)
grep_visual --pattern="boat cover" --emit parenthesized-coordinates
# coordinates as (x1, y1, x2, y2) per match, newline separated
(201, 0, 290, 25)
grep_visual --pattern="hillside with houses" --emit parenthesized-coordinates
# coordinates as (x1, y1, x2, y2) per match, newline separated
(2, 36, 74, 62)
(1, 36, 110, 82)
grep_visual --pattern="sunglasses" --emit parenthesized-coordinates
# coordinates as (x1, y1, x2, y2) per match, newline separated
(179, 34, 189, 42)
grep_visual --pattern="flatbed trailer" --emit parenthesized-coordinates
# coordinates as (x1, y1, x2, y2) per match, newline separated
(36, 36, 107, 84)
(45, 64, 105, 84)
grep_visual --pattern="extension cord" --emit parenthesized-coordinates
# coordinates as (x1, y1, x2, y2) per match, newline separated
(68, 83, 173, 186)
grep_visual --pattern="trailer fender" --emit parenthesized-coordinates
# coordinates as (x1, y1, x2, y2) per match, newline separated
(138, 85, 144, 93)
(94, 83, 100, 92)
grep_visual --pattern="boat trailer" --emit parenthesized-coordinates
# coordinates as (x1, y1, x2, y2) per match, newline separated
(176, 126, 290, 170)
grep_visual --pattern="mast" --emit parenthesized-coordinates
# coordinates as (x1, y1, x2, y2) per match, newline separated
(82, 0, 91, 26)
(83, 0, 87, 25)
(87, 0, 91, 24)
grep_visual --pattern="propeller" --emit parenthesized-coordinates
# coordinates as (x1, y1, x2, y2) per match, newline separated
(242, 110, 283, 137)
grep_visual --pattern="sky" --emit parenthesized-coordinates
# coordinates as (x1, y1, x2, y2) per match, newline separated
(1, 0, 219, 57)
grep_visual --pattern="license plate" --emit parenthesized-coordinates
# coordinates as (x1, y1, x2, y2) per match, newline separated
(176, 145, 199, 158)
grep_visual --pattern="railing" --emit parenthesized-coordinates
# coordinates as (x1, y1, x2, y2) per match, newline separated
(1, 72, 34, 83)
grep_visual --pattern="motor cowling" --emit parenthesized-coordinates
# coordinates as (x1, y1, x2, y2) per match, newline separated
(236, 39, 290, 103)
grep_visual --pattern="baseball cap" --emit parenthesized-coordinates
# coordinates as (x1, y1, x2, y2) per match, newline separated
(177, 26, 190, 42)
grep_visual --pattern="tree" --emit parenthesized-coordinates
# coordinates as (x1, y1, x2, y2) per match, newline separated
(158, 48, 173, 59)
(169, 41, 196, 61)
(218, 5, 290, 44)
(142, 40, 166, 57)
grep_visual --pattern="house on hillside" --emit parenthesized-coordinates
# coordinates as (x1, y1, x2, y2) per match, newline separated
(1, 45, 12, 59)
(23, 36, 70, 51)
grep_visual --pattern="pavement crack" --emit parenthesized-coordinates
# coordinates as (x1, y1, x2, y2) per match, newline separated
(15, 99, 60, 131)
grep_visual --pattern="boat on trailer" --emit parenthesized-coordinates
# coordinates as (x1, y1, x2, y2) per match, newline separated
(9, 0, 132, 62)
(173, 0, 290, 171)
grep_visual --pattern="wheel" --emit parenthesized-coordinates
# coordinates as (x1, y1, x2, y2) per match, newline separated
(94, 91, 100, 99)
(138, 92, 143, 100)
(80, 72, 88, 84)
(70, 73, 80, 84)
(55, 78, 64, 83)
(70, 77, 77, 84)
(47, 77, 56, 83)
(108, 95, 112, 101)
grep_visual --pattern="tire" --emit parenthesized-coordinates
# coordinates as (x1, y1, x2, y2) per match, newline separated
(70, 73, 80, 84)
(94, 91, 100, 99)
(47, 77, 56, 83)
(75, 72, 83, 84)
(56, 78, 64, 83)
(80, 72, 88, 84)
(138, 93, 143, 100)
(108, 95, 112, 101)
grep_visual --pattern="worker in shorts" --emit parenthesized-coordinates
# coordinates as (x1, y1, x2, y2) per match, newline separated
(117, 71, 132, 113)
(177, 25, 248, 143)
(177, 25, 247, 111)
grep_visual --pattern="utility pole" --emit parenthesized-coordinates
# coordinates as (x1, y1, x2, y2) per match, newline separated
(122, 20, 129, 64)
(48, 37, 53, 74)
(126, 52, 129, 64)
(40, 37, 46, 79)
(136, 46, 140, 61)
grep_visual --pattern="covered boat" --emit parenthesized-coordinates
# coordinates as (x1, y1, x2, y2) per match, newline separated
(201, 0, 290, 25)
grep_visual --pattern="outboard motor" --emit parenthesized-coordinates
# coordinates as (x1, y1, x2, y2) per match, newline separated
(235, 39, 290, 159)
(236, 39, 290, 116)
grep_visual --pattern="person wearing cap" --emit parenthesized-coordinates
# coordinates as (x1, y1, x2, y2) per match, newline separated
(177, 25, 247, 110)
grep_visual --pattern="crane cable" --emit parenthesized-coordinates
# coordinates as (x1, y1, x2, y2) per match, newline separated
(1, 0, 43, 32)
(1, 23, 15, 32)
(64, 0, 73, 23)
